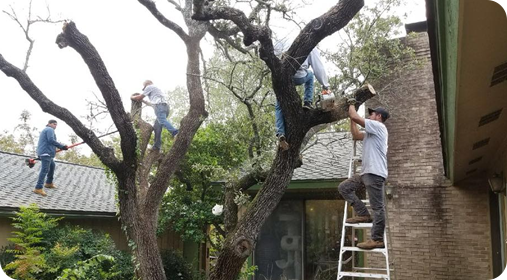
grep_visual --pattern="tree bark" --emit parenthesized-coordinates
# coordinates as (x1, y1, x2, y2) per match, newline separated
(191, 1, 369, 279)
(2, 12, 208, 278)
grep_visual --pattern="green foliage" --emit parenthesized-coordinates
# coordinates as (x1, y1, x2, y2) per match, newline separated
(327, 0, 418, 94)
(41, 225, 134, 280)
(160, 249, 196, 280)
(238, 264, 257, 280)
(0, 244, 15, 268)
(4, 204, 61, 280)
(57, 254, 118, 280)
(3, 205, 134, 280)
(0, 132, 24, 154)
(158, 122, 252, 242)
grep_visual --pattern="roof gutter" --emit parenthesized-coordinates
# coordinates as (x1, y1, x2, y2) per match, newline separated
(0, 207, 117, 218)
(425, 0, 461, 183)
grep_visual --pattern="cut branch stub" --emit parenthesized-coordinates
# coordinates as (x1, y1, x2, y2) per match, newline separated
(233, 236, 253, 258)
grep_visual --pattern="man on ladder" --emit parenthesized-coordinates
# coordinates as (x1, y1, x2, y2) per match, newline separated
(338, 100, 390, 249)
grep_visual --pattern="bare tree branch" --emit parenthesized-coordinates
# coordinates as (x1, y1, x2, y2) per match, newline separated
(138, 0, 191, 43)
(0, 53, 120, 168)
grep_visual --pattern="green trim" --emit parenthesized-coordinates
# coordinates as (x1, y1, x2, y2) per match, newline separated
(434, 0, 460, 182)
(248, 179, 343, 192)
(0, 207, 117, 218)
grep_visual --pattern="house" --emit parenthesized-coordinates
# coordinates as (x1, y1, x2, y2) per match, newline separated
(426, 0, 507, 278)
(250, 3, 507, 277)
(0, 151, 200, 264)
(249, 132, 360, 280)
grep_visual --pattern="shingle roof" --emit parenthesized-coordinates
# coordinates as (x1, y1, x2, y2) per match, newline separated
(0, 132, 360, 212)
(293, 132, 362, 181)
(0, 151, 116, 214)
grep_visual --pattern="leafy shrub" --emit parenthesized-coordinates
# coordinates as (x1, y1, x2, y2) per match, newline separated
(4, 203, 60, 280)
(160, 249, 194, 280)
(3, 205, 134, 280)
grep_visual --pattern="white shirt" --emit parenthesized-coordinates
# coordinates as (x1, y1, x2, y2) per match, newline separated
(361, 119, 389, 178)
(142, 85, 166, 105)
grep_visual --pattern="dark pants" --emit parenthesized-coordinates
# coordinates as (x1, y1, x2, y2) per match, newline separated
(35, 156, 55, 189)
(338, 173, 386, 241)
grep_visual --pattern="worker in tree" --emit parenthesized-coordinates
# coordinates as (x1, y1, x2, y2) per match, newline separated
(33, 119, 68, 197)
(338, 102, 390, 250)
(131, 80, 179, 151)
(275, 47, 331, 150)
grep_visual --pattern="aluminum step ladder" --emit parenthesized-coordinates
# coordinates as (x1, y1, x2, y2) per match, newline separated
(336, 140, 392, 280)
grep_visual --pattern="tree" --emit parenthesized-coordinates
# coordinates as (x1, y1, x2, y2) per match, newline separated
(1, 1, 208, 278)
(190, 1, 376, 279)
(1, 1, 372, 280)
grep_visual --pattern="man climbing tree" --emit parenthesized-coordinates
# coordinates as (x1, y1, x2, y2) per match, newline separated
(0, 1, 374, 279)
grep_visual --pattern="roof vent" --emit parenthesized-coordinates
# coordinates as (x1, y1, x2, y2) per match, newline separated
(472, 138, 490, 150)
(491, 61, 507, 87)
(468, 157, 483, 165)
(479, 109, 502, 127)
(466, 169, 477, 175)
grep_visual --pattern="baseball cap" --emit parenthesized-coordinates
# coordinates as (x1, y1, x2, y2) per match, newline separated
(368, 107, 390, 122)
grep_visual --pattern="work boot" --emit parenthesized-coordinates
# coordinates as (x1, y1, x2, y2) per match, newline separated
(33, 189, 47, 197)
(278, 135, 289, 151)
(346, 215, 372, 223)
(303, 101, 314, 110)
(44, 183, 57, 189)
(357, 239, 384, 249)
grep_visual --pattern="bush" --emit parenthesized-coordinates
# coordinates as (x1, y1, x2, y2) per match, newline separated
(3, 205, 134, 280)
(41, 225, 135, 280)
(160, 249, 195, 280)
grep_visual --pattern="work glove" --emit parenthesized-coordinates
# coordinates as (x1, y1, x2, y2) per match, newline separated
(61, 145, 69, 150)
(347, 98, 358, 106)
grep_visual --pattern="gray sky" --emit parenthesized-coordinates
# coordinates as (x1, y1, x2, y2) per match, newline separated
(0, 0, 426, 150)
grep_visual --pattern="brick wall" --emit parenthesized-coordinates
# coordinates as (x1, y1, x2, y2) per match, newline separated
(364, 33, 492, 280)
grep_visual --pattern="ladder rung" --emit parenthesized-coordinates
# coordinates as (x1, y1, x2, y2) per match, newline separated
(339, 271, 388, 279)
(352, 266, 394, 272)
(342, 246, 387, 253)
(353, 267, 389, 271)
(344, 222, 373, 228)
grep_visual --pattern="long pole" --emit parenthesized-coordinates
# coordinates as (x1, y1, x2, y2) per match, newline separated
(25, 130, 118, 167)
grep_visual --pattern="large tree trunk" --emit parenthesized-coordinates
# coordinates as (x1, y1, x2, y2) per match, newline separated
(2, 15, 208, 279)
(191, 2, 367, 278)
(117, 175, 167, 280)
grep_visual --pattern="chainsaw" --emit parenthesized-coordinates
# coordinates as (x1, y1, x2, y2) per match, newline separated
(315, 89, 336, 111)
(25, 130, 118, 168)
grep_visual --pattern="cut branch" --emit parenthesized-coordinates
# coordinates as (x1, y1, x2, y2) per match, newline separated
(55, 21, 137, 168)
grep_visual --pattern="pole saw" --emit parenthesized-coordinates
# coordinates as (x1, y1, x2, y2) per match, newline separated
(25, 130, 118, 168)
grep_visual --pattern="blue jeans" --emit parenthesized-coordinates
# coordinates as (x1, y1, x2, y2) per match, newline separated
(153, 103, 178, 150)
(338, 173, 386, 241)
(275, 71, 314, 136)
(35, 156, 55, 189)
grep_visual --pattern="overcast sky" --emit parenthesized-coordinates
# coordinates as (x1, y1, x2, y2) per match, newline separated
(0, 0, 426, 150)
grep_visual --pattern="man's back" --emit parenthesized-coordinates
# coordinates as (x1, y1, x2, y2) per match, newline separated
(361, 119, 388, 179)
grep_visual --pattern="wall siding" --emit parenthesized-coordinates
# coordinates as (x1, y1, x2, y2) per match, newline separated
(365, 33, 492, 279)
(0, 215, 183, 252)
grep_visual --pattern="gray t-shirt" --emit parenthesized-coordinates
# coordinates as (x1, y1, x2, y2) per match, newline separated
(361, 119, 388, 178)
(143, 85, 165, 105)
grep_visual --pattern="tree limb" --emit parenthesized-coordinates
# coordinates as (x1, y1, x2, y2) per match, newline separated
(55, 21, 137, 168)
(138, 0, 190, 43)
(0, 53, 120, 169)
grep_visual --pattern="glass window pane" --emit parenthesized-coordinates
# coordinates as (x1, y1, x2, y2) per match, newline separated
(255, 200, 304, 280)
(305, 200, 349, 280)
